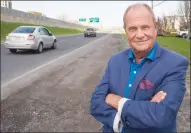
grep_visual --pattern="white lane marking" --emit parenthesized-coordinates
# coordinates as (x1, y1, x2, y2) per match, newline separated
(59, 40, 65, 43)
(1, 34, 111, 87)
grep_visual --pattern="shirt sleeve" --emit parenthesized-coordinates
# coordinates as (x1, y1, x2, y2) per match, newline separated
(113, 98, 130, 132)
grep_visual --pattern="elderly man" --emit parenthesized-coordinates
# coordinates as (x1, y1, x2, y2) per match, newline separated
(90, 3, 189, 133)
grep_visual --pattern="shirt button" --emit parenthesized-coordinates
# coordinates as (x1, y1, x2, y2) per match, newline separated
(129, 84, 132, 87)
(134, 71, 136, 74)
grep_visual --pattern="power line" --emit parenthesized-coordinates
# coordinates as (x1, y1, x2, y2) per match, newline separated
(153, 0, 166, 8)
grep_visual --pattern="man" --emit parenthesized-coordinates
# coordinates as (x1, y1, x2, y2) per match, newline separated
(90, 3, 189, 133)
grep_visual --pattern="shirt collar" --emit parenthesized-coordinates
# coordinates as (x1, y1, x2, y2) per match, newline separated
(128, 41, 157, 62)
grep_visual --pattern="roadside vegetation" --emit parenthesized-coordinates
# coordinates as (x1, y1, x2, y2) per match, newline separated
(1, 21, 83, 41)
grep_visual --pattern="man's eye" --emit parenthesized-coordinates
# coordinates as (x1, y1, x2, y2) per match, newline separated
(129, 27, 136, 31)
(142, 26, 149, 29)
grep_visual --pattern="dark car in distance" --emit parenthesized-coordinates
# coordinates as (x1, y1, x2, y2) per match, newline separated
(84, 28, 96, 37)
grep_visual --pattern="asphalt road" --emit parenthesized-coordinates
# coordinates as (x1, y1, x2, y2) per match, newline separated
(1, 33, 107, 85)
(1, 33, 124, 132)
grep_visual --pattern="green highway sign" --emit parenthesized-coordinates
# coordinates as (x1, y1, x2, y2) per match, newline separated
(79, 17, 100, 23)
(79, 18, 86, 22)
(89, 17, 99, 23)
(95, 17, 99, 22)
(89, 18, 94, 22)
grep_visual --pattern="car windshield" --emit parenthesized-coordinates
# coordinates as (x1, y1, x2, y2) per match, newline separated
(87, 28, 94, 31)
(12, 27, 36, 33)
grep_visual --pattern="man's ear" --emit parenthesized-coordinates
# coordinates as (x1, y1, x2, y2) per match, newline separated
(154, 21, 158, 34)
(123, 26, 127, 34)
(154, 21, 158, 29)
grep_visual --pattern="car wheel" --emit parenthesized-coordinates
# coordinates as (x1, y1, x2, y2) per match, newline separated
(36, 43, 43, 54)
(9, 49, 17, 53)
(182, 33, 187, 39)
(51, 40, 57, 49)
(84, 34, 87, 37)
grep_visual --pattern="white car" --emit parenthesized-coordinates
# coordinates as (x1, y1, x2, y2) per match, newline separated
(4, 26, 57, 53)
(176, 30, 188, 38)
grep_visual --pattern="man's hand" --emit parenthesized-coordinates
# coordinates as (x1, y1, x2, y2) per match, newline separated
(105, 94, 122, 110)
(105, 91, 166, 110)
(150, 91, 167, 103)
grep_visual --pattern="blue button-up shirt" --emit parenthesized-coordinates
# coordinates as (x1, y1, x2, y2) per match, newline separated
(124, 42, 156, 98)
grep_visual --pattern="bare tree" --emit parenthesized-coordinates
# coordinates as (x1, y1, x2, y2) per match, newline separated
(156, 17, 164, 35)
(161, 16, 175, 31)
(177, 1, 190, 39)
(179, 16, 188, 30)
(168, 15, 178, 31)
(157, 17, 163, 29)
(162, 15, 169, 31)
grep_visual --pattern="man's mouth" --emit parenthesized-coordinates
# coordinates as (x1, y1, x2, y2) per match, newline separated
(136, 39, 150, 43)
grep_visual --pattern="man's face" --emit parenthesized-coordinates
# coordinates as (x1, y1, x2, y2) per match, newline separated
(124, 6, 157, 53)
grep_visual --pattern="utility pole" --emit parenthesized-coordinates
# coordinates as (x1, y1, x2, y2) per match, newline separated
(151, 0, 153, 9)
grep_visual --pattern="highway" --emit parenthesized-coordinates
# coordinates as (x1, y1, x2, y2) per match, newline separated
(1, 33, 108, 85)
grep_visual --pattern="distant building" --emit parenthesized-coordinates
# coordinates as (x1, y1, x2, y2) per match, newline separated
(1, 0, 12, 9)
(166, 15, 187, 31)
(157, 15, 187, 32)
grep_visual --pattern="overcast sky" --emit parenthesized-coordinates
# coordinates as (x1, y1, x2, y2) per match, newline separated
(12, 1, 180, 28)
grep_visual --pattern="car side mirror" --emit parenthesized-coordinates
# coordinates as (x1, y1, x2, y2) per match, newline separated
(49, 32, 52, 36)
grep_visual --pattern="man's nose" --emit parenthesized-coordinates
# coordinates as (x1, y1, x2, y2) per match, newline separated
(135, 29, 144, 39)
